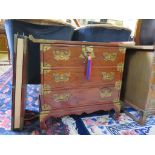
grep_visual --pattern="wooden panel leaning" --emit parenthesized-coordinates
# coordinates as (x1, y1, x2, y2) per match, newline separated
(12, 35, 27, 130)
(121, 45, 155, 125)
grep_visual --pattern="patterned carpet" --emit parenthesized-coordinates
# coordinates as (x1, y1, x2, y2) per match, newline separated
(0, 65, 11, 77)
(0, 67, 77, 135)
(0, 67, 155, 135)
(73, 111, 155, 135)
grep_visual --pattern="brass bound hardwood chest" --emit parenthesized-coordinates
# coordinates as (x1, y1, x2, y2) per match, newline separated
(28, 37, 127, 129)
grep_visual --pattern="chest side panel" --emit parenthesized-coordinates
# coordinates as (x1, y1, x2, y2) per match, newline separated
(125, 51, 153, 110)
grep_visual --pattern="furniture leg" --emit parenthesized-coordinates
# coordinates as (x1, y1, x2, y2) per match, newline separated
(40, 111, 49, 130)
(139, 111, 147, 125)
(113, 102, 121, 119)
(124, 109, 148, 125)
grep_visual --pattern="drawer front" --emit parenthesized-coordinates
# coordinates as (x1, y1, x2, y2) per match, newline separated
(92, 46, 125, 67)
(41, 44, 85, 67)
(42, 67, 123, 90)
(41, 86, 120, 110)
(41, 44, 125, 68)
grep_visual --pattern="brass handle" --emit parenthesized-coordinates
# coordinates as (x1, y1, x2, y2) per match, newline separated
(103, 52, 117, 61)
(53, 93, 71, 102)
(53, 49, 70, 61)
(102, 72, 114, 80)
(53, 73, 70, 82)
(99, 88, 112, 98)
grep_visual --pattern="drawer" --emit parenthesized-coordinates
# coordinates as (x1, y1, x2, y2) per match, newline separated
(92, 46, 125, 67)
(41, 44, 125, 68)
(41, 44, 85, 68)
(42, 67, 123, 90)
(40, 85, 120, 110)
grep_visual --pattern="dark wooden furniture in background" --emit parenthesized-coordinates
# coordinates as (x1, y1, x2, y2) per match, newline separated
(121, 45, 155, 125)
(134, 19, 141, 45)
(29, 36, 128, 129)
(0, 33, 8, 51)
(0, 20, 9, 62)
(134, 19, 155, 45)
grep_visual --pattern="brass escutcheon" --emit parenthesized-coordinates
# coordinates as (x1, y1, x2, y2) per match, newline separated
(80, 45, 95, 59)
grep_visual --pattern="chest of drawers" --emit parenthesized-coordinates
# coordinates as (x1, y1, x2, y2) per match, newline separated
(29, 37, 127, 130)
